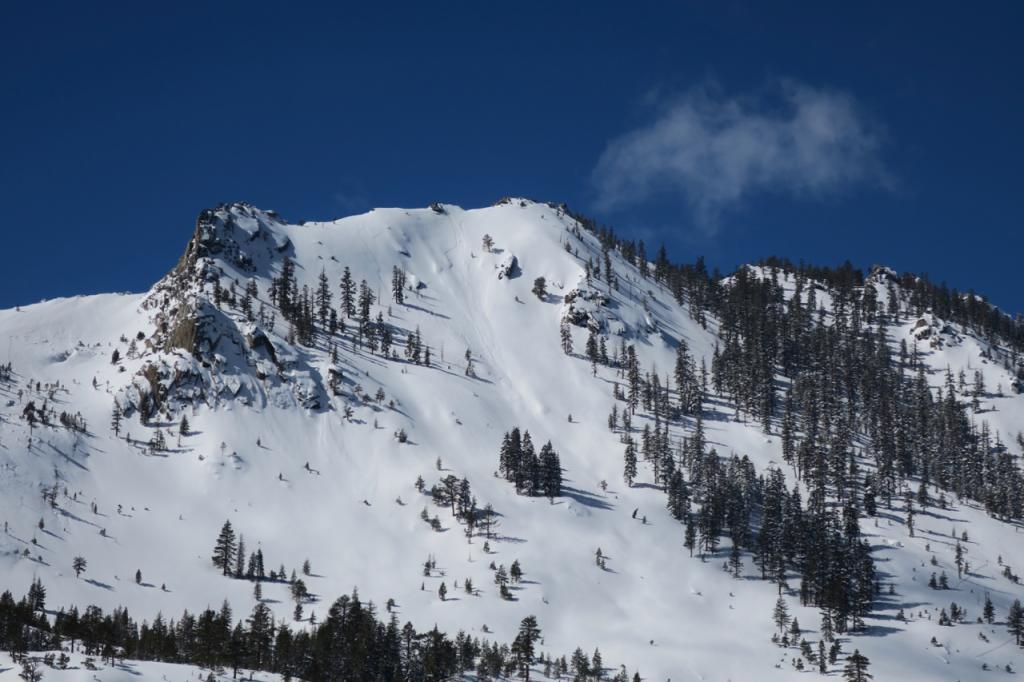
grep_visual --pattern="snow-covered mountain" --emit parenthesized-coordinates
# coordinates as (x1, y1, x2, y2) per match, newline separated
(2, 199, 1024, 681)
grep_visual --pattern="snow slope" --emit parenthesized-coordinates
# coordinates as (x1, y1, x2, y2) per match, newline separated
(0, 652, 285, 682)
(2, 200, 1023, 680)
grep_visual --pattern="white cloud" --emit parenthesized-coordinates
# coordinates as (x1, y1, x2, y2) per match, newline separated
(592, 80, 892, 230)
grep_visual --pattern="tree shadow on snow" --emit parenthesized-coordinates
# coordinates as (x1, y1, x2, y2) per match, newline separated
(85, 578, 114, 591)
(112, 662, 143, 676)
(917, 510, 969, 524)
(561, 486, 614, 511)
(43, 442, 89, 471)
(403, 302, 451, 320)
(857, 623, 904, 637)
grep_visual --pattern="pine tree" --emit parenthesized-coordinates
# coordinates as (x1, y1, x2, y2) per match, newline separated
(510, 559, 523, 584)
(532, 277, 547, 300)
(773, 595, 790, 633)
(1009, 599, 1024, 646)
(391, 266, 406, 304)
(72, 555, 87, 578)
(842, 649, 872, 681)
(623, 436, 637, 487)
(339, 266, 355, 318)
(603, 246, 615, 291)
(586, 330, 600, 366)
(820, 609, 834, 642)
(247, 601, 274, 669)
(511, 615, 541, 681)
(540, 441, 562, 500)
(235, 535, 246, 579)
(570, 648, 590, 680)
(684, 516, 696, 557)
(358, 280, 375, 329)
(316, 268, 332, 327)
(494, 564, 509, 590)
(27, 577, 45, 612)
(212, 520, 237, 576)
(110, 401, 122, 436)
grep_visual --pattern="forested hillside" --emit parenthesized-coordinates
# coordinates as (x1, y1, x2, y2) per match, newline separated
(2, 199, 1023, 681)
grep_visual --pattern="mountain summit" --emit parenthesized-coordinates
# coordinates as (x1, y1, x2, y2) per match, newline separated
(2, 200, 1024, 681)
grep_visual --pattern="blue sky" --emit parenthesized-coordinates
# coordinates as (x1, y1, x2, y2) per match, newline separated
(2, 2, 1021, 314)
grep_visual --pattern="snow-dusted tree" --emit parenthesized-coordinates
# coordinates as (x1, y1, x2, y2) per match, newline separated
(532, 277, 547, 300)
(149, 428, 166, 454)
(18, 657, 43, 682)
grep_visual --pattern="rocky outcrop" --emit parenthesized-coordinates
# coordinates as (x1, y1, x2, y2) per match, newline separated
(497, 254, 520, 280)
(563, 287, 609, 332)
